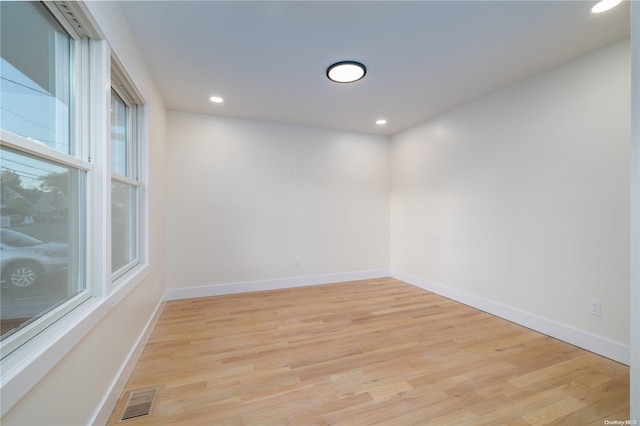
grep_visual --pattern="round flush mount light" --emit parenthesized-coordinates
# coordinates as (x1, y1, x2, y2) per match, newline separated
(589, 0, 622, 14)
(326, 61, 367, 83)
(210, 96, 224, 103)
(376, 119, 387, 125)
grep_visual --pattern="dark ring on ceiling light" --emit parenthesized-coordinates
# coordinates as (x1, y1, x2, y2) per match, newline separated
(326, 61, 367, 83)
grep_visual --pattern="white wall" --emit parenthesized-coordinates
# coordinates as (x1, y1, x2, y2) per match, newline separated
(166, 113, 389, 295)
(1, 8, 631, 424)
(2, 2, 168, 425)
(630, 1, 639, 419)
(391, 40, 630, 358)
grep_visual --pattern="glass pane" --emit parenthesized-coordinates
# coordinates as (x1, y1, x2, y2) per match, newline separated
(0, 147, 86, 340)
(111, 181, 137, 273)
(0, 2, 73, 154)
(111, 89, 129, 177)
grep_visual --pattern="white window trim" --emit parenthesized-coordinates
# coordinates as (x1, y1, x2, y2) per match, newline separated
(135, 105, 149, 269)
(109, 56, 146, 285)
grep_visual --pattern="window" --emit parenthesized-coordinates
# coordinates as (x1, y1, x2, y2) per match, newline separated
(0, 1, 89, 354)
(110, 82, 141, 279)
(0, 1, 72, 155)
(0, 0, 148, 413)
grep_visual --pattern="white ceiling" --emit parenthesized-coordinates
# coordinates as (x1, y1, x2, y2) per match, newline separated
(119, 1, 630, 135)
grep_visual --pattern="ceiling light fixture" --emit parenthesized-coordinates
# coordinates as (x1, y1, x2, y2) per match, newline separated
(589, 0, 622, 14)
(376, 119, 387, 125)
(326, 61, 367, 83)
(210, 96, 224, 103)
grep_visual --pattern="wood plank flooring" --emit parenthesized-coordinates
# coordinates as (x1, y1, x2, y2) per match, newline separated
(107, 278, 630, 425)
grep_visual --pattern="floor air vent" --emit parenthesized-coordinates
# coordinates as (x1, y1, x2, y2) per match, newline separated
(119, 387, 159, 422)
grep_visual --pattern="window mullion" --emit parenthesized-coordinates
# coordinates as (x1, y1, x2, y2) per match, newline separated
(87, 38, 111, 297)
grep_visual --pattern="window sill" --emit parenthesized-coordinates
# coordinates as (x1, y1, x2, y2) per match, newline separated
(0, 264, 150, 417)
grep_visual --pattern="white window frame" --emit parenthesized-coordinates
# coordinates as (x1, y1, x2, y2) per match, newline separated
(109, 59, 144, 283)
(0, 1, 93, 358)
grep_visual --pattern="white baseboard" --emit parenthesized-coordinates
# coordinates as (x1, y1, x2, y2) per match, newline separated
(166, 269, 390, 301)
(91, 292, 167, 426)
(391, 269, 630, 365)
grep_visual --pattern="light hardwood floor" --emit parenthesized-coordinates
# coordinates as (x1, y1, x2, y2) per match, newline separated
(107, 278, 629, 425)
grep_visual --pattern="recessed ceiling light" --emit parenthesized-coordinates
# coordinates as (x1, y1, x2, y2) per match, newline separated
(326, 61, 367, 83)
(589, 0, 622, 14)
(376, 119, 387, 125)
(210, 96, 224, 103)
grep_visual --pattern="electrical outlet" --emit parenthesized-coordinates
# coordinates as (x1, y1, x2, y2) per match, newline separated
(589, 298, 601, 316)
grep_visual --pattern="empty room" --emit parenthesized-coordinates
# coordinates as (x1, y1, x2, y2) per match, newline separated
(0, 0, 638, 425)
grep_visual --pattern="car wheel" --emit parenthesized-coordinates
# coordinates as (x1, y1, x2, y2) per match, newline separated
(5, 263, 40, 287)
